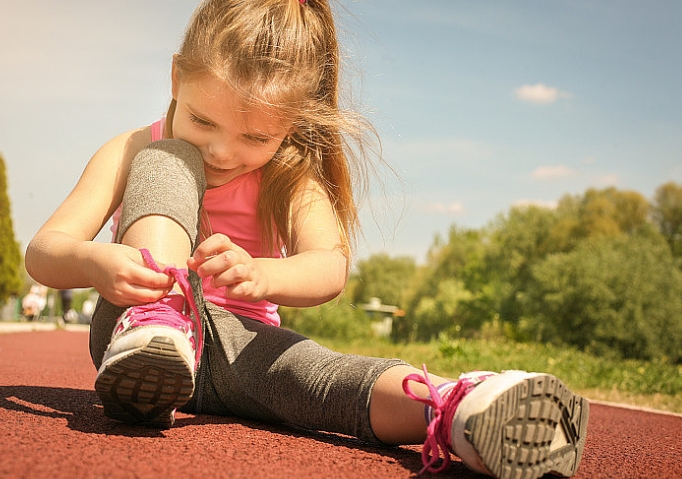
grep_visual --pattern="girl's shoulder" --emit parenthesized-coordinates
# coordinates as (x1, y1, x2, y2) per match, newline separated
(103, 125, 153, 155)
(91, 126, 154, 169)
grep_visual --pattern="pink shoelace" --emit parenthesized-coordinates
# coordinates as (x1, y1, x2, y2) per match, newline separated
(139, 248, 203, 368)
(403, 365, 493, 474)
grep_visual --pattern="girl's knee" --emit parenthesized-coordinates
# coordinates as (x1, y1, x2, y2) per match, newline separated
(136, 139, 205, 178)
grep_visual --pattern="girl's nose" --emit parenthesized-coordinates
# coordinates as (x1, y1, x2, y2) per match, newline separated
(207, 141, 234, 165)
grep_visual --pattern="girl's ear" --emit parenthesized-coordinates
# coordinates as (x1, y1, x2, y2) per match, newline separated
(171, 55, 181, 100)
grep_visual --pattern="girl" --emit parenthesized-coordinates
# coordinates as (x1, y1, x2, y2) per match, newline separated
(25, 1, 588, 478)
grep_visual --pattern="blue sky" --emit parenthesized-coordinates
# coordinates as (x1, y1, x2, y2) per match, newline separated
(1, 0, 681, 264)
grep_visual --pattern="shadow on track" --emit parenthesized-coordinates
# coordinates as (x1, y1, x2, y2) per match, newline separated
(175, 412, 477, 477)
(0, 384, 474, 476)
(0, 385, 167, 437)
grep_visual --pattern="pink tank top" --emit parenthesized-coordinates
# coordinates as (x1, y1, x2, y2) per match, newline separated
(111, 120, 282, 326)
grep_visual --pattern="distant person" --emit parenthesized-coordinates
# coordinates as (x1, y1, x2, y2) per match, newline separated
(21, 285, 47, 321)
(24, 2, 588, 478)
(59, 289, 78, 323)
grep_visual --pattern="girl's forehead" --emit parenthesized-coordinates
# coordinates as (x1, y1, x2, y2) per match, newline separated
(186, 74, 291, 131)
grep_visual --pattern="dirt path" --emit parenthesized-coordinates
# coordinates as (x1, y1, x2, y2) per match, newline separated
(1, 329, 680, 479)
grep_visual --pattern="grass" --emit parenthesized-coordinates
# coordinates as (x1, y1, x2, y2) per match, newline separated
(313, 335, 682, 414)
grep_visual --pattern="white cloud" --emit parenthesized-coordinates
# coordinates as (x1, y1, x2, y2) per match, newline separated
(513, 199, 558, 210)
(423, 201, 465, 214)
(515, 83, 571, 104)
(531, 165, 576, 179)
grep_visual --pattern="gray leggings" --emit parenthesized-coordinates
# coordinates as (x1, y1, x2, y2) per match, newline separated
(89, 139, 405, 443)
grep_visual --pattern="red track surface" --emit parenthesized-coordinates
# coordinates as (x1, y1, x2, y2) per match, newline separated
(1, 329, 680, 479)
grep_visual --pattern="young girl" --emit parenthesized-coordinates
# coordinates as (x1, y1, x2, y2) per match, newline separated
(25, 1, 588, 478)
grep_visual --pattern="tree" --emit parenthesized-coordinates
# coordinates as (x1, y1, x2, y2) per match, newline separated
(574, 187, 649, 238)
(0, 153, 23, 303)
(651, 181, 682, 257)
(523, 232, 682, 363)
(410, 279, 474, 340)
(481, 205, 560, 326)
(351, 253, 416, 307)
(398, 226, 487, 341)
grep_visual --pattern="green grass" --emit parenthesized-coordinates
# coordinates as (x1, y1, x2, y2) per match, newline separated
(313, 335, 682, 414)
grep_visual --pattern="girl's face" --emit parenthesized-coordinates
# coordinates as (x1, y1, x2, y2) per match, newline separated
(171, 67, 291, 188)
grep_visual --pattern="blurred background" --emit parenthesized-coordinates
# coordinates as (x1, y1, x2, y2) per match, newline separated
(1, 0, 680, 262)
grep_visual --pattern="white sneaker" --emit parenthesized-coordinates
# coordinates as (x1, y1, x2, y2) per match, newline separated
(404, 367, 589, 478)
(452, 370, 589, 478)
(94, 294, 198, 428)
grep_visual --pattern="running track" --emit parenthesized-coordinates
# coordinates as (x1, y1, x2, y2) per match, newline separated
(1, 328, 680, 479)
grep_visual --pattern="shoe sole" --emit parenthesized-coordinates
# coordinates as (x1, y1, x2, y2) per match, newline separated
(454, 372, 589, 479)
(95, 336, 195, 428)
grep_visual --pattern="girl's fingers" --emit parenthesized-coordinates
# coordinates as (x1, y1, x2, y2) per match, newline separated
(193, 234, 233, 260)
(190, 234, 250, 277)
(192, 250, 238, 278)
(138, 269, 176, 289)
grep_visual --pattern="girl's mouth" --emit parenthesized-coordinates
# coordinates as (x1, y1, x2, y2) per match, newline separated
(204, 162, 233, 173)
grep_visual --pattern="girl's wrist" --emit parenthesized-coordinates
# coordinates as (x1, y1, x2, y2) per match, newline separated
(74, 240, 99, 287)
(252, 257, 272, 302)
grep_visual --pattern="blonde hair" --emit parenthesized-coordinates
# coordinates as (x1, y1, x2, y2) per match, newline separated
(166, 0, 375, 260)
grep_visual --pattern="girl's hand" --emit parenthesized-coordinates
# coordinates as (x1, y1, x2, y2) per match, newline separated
(86, 243, 175, 307)
(188, 234, 269, 302)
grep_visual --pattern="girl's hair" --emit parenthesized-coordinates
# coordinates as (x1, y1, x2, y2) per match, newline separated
(166, 0, 376, 260)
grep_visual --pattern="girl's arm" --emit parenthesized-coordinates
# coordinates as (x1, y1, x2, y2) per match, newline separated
(259, 181, 349, 306)
(25, 127, 175, 306)
(190, 181, 348, 308)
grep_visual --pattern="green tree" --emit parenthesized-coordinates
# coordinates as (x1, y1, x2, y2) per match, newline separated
(399, 226, 486, 341)
(410, 279, 473, 340)
(351, 253, 416, 307)
(0, 153, 23, 303)
(356, 183, 678, 350)
(482, 205, 560, 327)
(574, 187, 649, 238)
(523, 231, 682, 363)
(651, 181, 682, 257)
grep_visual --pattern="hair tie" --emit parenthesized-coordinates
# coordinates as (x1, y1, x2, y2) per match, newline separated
(299, 0, 307, 4)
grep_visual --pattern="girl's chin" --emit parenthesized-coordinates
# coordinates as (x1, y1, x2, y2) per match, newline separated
(204, 164, 239, 186)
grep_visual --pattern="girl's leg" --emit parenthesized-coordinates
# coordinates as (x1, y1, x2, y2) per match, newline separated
(89, 139, 206, 368)
(90, 139, 208, 427)
(191, 303, 588, 479)
(183, 302, 407, 443)
(369, 364, 447, 444)
(115, 139, 206, 268)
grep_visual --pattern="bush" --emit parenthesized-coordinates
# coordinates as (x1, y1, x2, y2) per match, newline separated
(280, 300, 374, 342)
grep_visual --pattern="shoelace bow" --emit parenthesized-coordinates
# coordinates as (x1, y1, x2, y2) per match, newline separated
(139, 248, 203, 368)
(403, 365, 491, 474)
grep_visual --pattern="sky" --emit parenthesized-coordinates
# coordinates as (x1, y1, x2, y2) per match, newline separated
(1, 0, 681, 264)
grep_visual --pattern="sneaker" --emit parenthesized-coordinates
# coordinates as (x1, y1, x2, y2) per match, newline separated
(404, 366, 589, 479)
(94, 249, 203, 428)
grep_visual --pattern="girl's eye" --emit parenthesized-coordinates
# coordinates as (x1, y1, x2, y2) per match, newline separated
(189, 114, 213, 128)
(246, 135, 270, 145)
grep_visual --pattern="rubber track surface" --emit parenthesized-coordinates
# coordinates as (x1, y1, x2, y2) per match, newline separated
(1, 330, 680, 479)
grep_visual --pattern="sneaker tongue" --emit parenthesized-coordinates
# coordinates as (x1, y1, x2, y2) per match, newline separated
(160, 293, 186, 312)
(139, 248, 204, 369)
